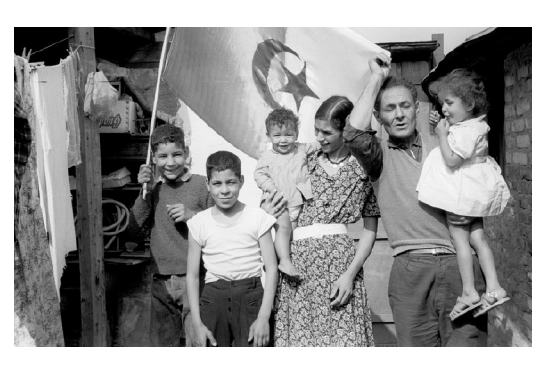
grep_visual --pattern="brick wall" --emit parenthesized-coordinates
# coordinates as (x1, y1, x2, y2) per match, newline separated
(484, 42, 532, 346)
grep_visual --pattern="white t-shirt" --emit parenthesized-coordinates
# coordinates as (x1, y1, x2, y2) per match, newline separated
(187, 205, 276, 283)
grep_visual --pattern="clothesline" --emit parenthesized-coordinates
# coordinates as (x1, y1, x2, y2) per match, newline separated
(28, 34, 75, 58)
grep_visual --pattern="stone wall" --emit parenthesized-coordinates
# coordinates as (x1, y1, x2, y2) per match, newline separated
(484, 42, 532, 347)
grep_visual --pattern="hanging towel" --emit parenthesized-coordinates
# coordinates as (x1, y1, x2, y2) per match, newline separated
(61, 54, 82, 167)
(31, 64, 77, 293)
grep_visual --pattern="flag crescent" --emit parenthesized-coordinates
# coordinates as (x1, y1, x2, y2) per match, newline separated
(252, 39, 299, 110)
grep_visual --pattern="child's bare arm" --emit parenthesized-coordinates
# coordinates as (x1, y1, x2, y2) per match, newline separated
(248, 230, 278, 347)
(435, 119, 465, 168)
(186, 232, 216, 347)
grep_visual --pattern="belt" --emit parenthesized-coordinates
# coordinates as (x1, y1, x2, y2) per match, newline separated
(293, 223, 348, 240)
(400, 248, 456, 256)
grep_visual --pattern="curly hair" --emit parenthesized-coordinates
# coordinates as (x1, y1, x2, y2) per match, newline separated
(374, 76, 418, 111)
(314, 95, 353, 131)
(150, 124, 186, 153)
(265, 108, 299, 134)
(428, 68, 489, 115)
(206, 151, 242, 180)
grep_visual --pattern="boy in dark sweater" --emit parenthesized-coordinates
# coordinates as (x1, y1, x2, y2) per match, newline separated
(128, 124, 213, 347)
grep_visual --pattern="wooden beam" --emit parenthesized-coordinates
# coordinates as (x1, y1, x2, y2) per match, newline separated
(68, 27, 109, 347)
(431, 34, 445, 67)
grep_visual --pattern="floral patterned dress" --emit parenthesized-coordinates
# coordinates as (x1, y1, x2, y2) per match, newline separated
(274, 151, 380, 347)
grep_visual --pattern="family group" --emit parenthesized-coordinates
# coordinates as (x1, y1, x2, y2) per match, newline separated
(127, 52, 510, 347)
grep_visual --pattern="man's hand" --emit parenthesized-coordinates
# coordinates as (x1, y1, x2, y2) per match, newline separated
(368, 52, 391, 80)
(166, 204, 195, 223)
(248, 318, 270, 347)
(429, 110, 441, 127)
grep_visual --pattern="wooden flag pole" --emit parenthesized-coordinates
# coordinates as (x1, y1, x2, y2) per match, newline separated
(143, 26, 171, 199)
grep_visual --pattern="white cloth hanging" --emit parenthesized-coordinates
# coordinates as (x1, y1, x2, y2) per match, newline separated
(31, 65, 77, 294)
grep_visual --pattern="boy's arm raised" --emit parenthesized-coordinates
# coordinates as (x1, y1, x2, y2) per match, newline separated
(248, 230, 278, 347)
(127, 164, 155, 240)
(186, 232, 217, 347)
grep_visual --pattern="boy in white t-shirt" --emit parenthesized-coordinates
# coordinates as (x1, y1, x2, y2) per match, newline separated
(186, 151, 278, 347)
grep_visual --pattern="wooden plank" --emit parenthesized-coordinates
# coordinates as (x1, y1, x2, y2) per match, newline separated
(401, 60, 430, 84)
(69, 27, 109, 347)
(431, 34, 445, 67)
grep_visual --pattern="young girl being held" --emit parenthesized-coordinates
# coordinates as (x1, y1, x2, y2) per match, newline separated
(416, 69, 511, 321)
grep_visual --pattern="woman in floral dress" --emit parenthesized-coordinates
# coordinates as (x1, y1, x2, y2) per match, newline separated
(274, 96, 380, 347)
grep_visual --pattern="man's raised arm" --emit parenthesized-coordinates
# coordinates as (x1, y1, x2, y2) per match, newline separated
(343, 52, 391, 180)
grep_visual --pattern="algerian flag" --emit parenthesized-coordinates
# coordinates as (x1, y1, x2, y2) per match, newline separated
(163, 27, 389, 159)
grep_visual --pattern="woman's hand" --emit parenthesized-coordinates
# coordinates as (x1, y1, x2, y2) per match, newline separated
(435, 118, 450, 137)
(330, 272, 355, 307)
(261, 189, 287, 218)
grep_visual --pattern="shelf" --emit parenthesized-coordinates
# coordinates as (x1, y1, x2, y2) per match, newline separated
(103, 183, 142, 192)
(65, 249, 150, 266)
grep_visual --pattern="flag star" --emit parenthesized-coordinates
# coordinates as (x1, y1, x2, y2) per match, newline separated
(279, 62, 319, 111)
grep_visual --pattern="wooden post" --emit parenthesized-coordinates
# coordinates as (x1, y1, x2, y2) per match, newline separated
(431, 33, 445, 67)
(68, 27, 108, 347)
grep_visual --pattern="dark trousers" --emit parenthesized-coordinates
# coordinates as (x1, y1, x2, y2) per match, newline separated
(150, 274, 197, 347)
(200, 277, 264, 347)
(388, 253, 488, 346)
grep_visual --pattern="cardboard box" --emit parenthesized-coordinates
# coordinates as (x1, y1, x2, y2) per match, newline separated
(98, 100, 136, 133)
(102, 167, 132, 188)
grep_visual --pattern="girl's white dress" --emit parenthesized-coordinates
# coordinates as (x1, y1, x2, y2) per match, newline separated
(416, 115, 510, 217)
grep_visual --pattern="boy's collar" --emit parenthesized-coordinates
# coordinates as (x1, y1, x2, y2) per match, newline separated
(158, 168, 192, 184)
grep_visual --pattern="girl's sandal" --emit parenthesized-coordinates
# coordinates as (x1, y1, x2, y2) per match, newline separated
(449, 295, 482, 321)
(472, 289, 510, 317)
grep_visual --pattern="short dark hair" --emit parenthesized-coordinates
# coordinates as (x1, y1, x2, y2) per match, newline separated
(150, 124, 185, 152)
(428, 68, 489, 115)
(374, 76, 418, 111)
(314, 95, 353, 131)
(265, 108, 299, 134)
(206, 151, 241, 180)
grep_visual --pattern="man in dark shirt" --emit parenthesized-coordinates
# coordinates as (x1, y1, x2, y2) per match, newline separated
(343, 52, 487, 346)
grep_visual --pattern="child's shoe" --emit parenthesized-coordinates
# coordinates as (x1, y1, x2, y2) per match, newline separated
(472, 288, 510, 317)
(449, 293, 482, 321)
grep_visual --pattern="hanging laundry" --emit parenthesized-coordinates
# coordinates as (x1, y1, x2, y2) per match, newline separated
(61, 54, 82, 167)
(31, 63, 77, 293)
(14, 55, 65, 347)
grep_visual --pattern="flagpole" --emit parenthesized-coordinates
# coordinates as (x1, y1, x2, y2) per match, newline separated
(143, 26, 171, 200)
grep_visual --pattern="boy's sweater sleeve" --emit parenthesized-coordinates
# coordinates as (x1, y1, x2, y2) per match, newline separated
(254, 153, 277, 193)
(127, 190, 154, 241)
